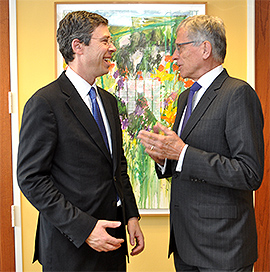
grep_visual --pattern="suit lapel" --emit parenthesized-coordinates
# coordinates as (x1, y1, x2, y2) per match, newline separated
(98, 87, 118, 172)
(58, 72, 112, 164)
(173, 90, 189, 133)
(179, 69, 229, 140)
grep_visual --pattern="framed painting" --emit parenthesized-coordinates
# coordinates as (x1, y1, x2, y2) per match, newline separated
(55, 2, 206, 214)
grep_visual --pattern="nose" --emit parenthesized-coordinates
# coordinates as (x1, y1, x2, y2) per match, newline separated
(172, 49, 179, 60)
(109, 43, 117, 52)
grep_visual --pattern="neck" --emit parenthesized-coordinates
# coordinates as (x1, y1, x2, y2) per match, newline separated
(194, 61, 222, 81)
(68, 62, 96, 85)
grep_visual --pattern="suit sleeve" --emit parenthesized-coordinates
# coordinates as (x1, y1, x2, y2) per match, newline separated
(17, 94, 97, 248)
(120, 149, 140, 220)
(182, 84, 264, 191)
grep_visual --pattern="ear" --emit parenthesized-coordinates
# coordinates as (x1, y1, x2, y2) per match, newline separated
(71, 39, 84, 55)
(202, 41, 212, 60)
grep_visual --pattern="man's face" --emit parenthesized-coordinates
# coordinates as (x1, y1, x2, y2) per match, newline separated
(172, 28, 204, 81)
(79, 24, 116, 82)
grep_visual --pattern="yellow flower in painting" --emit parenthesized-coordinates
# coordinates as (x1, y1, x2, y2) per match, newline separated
(131, 137, 137, 145)
(151, 66, 174, 82)
(161, 100, 177, 127)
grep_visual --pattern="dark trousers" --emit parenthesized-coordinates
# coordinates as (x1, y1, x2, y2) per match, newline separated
(174, 251, 253, 272)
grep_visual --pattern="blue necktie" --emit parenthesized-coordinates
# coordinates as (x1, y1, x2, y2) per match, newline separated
(89, 87, 109, 151)
(180, 82, 201, 135)
(89, 87, 120, 204)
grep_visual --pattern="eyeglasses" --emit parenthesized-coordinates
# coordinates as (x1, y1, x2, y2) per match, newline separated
(175, 41, 197, 52)
(91, 36, 114, 46)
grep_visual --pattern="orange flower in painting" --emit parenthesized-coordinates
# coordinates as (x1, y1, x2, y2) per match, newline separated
(172, 64, 179, 72)
(158, 64, 164, 72)
(165, 55, 173, 63)
(108, 63, 115, 72)
(122, 66, 129, 79)
(184, 79, 194, 88)
(137, 71, 144, 80)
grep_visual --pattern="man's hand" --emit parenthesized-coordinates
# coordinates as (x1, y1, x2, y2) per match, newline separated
(137, 122, 185, 163)
(85, 220, 124, 252)
(127, 217, 144, 256)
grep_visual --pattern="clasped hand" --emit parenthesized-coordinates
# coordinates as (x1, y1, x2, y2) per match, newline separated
(137, 122, 185, 164)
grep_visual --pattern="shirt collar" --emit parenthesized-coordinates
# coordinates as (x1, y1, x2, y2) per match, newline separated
(65, 66, 97, 99)
(197, 65, 224, 91)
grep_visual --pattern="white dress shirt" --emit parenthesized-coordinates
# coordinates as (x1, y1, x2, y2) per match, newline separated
(161, 65, 224, 173)
(65, 66, 112, 154)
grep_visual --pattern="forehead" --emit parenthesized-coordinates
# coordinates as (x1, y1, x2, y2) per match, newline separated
(92, 24, 110, 37)
(176, 27, 189, 42)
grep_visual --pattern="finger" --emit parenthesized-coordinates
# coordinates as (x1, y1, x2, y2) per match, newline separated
(131, 245, 143, 256)
(99, 239, 124, 252)
(137, 133, 155, 148)
(107, 237, 125, 246)
(97, 235, 124, 252)
(156, 122, 172, 135)
(129, 230, 135, 246)
(140, 140, 154, 150)
(130, 237, 144, 256)
(101, 220, 122, 229)
(138, 130, 163, 144)
(137, 130, 152, 140)
(153, 124, 160, 134)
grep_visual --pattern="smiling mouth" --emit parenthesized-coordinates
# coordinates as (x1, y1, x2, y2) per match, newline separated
(104, 58, 113, 69)
(104, 58, 111, 64)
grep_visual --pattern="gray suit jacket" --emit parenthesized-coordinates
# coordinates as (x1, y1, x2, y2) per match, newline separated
(17, 72, 139, 270)
(157, 69, 264, 269)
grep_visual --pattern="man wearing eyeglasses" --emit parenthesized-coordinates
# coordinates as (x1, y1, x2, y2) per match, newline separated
(138, 15, 264, 272)
(17, 11, 144, 271)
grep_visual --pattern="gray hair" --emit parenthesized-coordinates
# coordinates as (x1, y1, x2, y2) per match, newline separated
(177, 15, 227, 63)
(57, 11, 108, 64)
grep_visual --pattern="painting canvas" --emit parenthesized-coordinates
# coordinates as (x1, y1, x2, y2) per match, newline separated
(56, 3, 205, 214)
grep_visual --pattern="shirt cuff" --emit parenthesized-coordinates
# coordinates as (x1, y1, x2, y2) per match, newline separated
(157, 158, 168, 175)
(175, 144, 188, 172)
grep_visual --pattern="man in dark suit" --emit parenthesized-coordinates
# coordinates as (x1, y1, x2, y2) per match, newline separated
(17, 11, 144, 271)
(138, 15, 264, 272)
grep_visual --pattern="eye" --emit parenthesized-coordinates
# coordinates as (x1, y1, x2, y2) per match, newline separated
(102, 37, 113, 46)
(91, 36, 113, 46)
(101, 39, 109, 45)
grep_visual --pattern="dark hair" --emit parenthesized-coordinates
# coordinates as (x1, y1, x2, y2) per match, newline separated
(177, 15, 227, 63)
(56, 11, 108, 64)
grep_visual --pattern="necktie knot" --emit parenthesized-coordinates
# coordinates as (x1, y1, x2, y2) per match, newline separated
(89, 87, 97, 101)
(190, 81, 201, 93)
(187, 82, 201, 111)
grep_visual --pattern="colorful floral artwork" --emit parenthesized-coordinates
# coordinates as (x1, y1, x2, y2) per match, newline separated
(56, 3, 205, 212)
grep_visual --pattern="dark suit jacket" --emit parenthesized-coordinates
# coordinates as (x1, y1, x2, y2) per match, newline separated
(157, 69, 264, 269)
(17, 72, 139, 270)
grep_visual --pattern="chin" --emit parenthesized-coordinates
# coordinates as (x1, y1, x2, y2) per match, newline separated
(96, 68, 109, 78)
